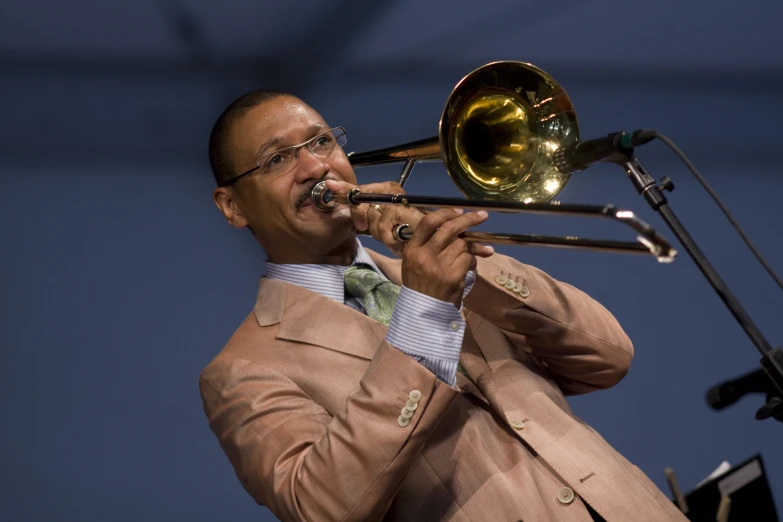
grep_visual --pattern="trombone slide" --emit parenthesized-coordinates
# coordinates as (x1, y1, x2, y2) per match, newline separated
(312, 182, 677, 263)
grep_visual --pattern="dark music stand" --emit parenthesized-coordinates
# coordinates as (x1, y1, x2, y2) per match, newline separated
(668, 454, 778, 522)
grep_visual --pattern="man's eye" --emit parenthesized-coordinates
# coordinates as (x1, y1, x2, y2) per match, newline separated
(267, 154, 283, 166)
(316, 136, 333, 146)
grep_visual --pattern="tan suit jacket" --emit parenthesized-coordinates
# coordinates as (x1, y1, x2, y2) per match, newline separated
(199, 250, 687, 522)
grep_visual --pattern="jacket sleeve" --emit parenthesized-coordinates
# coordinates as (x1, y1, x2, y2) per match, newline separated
(199, 341, 459, 522)
(462, 254, 634, 395)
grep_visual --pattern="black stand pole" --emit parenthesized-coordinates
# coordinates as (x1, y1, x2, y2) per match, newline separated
(619, 156, 783, 421)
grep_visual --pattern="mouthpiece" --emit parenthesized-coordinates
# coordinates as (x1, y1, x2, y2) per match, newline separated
(311, 181, 337, 212)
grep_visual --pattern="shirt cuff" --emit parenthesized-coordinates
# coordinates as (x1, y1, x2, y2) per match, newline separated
(385, 271, 476, 386)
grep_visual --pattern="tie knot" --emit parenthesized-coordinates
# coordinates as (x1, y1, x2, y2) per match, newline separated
(344, 264, 400, 326)
(344, 264, 388, 299)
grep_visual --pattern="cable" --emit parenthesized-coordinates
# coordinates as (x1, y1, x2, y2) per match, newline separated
(649, 131, 783, 292)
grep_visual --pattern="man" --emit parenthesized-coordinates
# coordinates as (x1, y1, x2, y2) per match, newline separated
(200, 89, 687, 522)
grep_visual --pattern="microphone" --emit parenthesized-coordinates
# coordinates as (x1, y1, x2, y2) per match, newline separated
(553, 130, 656, 174)
(706, 368, 777, 410)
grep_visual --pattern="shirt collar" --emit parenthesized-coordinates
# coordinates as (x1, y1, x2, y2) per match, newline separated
(263, 239, 384, 303)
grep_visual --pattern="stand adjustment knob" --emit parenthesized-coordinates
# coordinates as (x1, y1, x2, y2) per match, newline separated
(660, 176, 675, 192)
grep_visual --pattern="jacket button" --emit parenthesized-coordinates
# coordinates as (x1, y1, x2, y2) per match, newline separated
(510, 420, 525, 430)
(495, 274, 508, 285)
(558, 487, 575, 504)
(409, 390, 421, 402)
(397, 415, 410, 427)
(513, 283, 530, 298)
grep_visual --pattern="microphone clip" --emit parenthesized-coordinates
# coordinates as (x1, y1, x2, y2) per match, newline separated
(553, 129, 657, 175)
(757, 347, 783, 422)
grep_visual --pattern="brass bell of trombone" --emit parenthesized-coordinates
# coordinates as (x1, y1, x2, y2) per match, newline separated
(346, 60, 579, 203)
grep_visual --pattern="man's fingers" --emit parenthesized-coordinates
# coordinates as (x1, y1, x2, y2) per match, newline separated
(439, 237, 469, 264)
(324, 179, 356, 203)
(452, 250, 478, 275)
(324, 180, 399, 232)
(326, 180, 404, 197)
(407, 209, 464, 248)
(353, 204, 371, 232)
(324, 179, 354, 192)
(374, 205, 397, 246)
(428, 211, 488, 252)
(367, 203, 385, 239)
(440, 238, 495, 267)
(469, 243, 495, 258)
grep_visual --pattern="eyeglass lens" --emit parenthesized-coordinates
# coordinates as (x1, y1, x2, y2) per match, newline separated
(259, 128, 347, 176)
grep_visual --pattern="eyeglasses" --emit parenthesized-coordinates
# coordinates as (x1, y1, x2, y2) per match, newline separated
(220, 126, 348, 187)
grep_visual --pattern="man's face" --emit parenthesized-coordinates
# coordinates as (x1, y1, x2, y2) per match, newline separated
(216, 96, 358, 262)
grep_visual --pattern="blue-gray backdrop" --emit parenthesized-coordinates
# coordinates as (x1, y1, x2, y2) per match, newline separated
(1, 1, 781, 520)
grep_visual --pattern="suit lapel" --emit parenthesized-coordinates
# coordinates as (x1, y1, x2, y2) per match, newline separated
(253, 274, 387, 361)
(251, 246, 463, 363)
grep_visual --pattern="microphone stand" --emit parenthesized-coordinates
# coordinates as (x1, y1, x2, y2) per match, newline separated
(614, 153, 783, 422)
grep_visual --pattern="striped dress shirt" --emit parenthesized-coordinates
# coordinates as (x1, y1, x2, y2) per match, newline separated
(264, 240, 474, 386)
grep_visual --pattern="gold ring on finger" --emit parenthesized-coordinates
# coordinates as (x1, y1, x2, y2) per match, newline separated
(370, 204, 384, 213)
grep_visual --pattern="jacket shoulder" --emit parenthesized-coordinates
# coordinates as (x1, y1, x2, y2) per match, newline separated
(199, 312, 270, 388)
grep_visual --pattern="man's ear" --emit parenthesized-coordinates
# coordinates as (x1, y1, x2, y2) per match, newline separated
(212, 187, 248, 229)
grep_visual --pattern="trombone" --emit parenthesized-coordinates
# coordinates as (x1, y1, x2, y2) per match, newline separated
(310, 61, 677, 263)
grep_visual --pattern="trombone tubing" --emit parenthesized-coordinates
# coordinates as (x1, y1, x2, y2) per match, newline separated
(386, 229, 656, 255)
(336, 188, 677, 262)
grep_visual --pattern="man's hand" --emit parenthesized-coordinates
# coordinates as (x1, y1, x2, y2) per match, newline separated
(325, 179, 493, 307)
(325, 179, 427, 258)
(402, 208, 492, 308)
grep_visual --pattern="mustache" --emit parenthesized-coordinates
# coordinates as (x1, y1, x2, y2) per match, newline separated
(296, 177, 331, 209)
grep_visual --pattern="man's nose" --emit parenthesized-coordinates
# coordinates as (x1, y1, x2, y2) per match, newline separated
(294, 147, 329, 184)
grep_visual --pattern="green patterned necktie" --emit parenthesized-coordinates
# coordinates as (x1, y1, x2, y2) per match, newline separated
(344, 264, 400, 326)
(344, 263, 472, 382)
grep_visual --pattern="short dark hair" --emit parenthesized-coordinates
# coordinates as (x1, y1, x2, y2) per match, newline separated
(208, 89, 295, 187)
